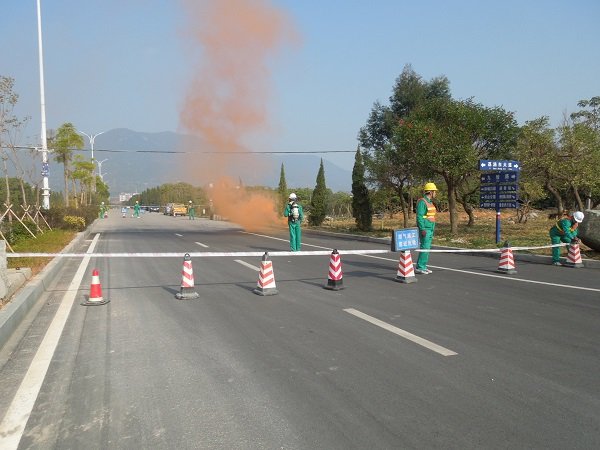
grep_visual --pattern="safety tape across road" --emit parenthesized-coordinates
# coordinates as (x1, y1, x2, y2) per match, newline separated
(6, 243, 569, 258)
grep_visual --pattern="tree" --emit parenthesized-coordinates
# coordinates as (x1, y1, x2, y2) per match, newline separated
(359, 65, 451, 227)
(277, 163, 287, 211)
(570, 95, 600, 131)
(309, 159, 328, 226)
(52, 123, 84, 206)
(71, 155, 94, 207)
(396, 98, 519, 233)
(351, 147, 372, 230)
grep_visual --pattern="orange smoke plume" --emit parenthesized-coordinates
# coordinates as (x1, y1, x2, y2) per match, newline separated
(179, 0, 299, 231)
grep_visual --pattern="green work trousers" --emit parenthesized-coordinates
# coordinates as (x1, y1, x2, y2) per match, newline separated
(288, 221, 302, 251)
(189, 208, 195, 220)
(416, 229, 433, 270)
(550, 234, 571, 263)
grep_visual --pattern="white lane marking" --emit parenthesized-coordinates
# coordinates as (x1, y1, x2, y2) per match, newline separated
(235, 259, 259, 271)
(242, 231, 331, 250)
(0, 234, 100, 449)
(362, 254, 600, 293)
(344, 308, 458, 357)
(195, 242, 209, 248)
(175, 233, 183, 237)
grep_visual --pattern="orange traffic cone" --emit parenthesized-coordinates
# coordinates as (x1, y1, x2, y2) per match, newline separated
(564, 242, 584, 268)
(497, 243, 517, 274)
(175, 253, 200, 299)
(395, 250, 417, 283)
(324, 249, 344, 290)
(253, 252, 278, 296)
(81, 269, 110, 306)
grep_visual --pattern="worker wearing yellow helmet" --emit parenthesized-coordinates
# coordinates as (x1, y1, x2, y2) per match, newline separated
(415, 182, 438, 274)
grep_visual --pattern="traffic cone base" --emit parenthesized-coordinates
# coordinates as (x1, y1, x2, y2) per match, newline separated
(81, 269, 110, 306)
(175, 253, 199, 300)
(324, 250, 344, 290)
(564, 243, 584, 268)
(395, 251, 417, 284)
(497, 247, 517, 274)
(254, 252, 278, 296)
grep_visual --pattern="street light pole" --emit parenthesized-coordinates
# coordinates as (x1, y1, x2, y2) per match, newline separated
(97, 159, 108, 181)
(78, 130, 105, 193)
(37, 0, 50, 209)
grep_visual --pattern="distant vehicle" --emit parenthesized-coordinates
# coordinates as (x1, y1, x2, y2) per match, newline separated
(164, 203, 173, 215)
(147, 205, 160, 212)
(171, 203, 187, 216)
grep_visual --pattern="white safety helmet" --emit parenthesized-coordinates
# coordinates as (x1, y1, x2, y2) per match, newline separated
(289, 193, 297, 200)
(573, 211, 584, 223)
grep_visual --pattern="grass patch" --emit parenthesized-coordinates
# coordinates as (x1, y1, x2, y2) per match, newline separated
(312, 209, 599, 260)
(8, 229, 77, 276)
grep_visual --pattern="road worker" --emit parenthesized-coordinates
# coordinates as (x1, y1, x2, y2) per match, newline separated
(283, 193, 304, 251)
(415, 182, 438, 274)
(549, 211, 584, 265)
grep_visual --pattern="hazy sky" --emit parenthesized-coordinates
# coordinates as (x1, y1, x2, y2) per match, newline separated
(2, 0, 599, 171)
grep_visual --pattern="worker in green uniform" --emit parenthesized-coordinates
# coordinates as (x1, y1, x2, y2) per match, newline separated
(549, 211, 584, 265)
(415, 182, 438, 274)
(133, 200, 141, 218)
(188, 200, 195, 220)
(283, 192, 304, 251)
(99, 201, 106, 219)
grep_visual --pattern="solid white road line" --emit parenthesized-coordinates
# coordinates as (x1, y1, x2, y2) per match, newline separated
(235, 259, 260, 271)
(0, 234, 100, 450)
(344, 308, 458, 357)
(363, 254, 600, 293)
(175, 233, 183, 237)
(195, 242, 209, 248)
(241, 231, 334, 250)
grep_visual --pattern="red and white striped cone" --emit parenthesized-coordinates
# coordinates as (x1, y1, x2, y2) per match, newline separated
(324, 249, 344, 290)
(497, 243, 517, 274)
(395, 250, 417, 283)
(81, 268, 110, 306)
(253, 252, 278, 296)
(564, 242, 584, 268)
(175, 253, 200, 299)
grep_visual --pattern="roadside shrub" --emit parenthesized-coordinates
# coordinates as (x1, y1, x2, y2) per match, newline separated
(63, 215, 86, 231)
(44, 205, 97, 229)
(1, 220, 37, 245)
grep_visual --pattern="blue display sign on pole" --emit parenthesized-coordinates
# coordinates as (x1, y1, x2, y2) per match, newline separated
(479, 160, 521, 243)
(391, 228, 420, 252)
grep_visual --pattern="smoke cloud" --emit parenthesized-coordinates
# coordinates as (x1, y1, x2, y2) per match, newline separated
(179, 0, 299, 231)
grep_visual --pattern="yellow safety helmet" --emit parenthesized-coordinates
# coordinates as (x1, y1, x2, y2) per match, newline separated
(423, 182, 438, 192)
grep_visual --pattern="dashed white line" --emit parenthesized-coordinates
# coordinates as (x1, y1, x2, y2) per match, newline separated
(344, 308, 458, 356)
(235, 259, 259, 271)
(195, 242, 209, 248)
(175, 233, 183, 237)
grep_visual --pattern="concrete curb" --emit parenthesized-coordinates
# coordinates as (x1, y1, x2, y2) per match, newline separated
(304, 228, 600, 269)
(0, 227, 92, 352)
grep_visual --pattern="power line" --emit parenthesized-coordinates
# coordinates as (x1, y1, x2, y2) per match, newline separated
(6, 145, 355, 154)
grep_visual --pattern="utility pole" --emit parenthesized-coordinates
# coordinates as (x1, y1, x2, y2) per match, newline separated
(37, 0, 50, 209)
(78, 130, 105, 193)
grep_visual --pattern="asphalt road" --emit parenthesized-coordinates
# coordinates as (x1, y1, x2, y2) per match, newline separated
(1, 212, 599, 449)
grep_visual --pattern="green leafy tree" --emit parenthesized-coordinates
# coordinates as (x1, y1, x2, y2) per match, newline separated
(516, 117, 568, 214)
(309, 159, 328, 226)
(52, 123, 84, 206)
(396, 98, 518, 233)
(359, 65, 450, 226)
(71, 155, 94, 206)
(570, 95, 600, 131)
(351, 147, 372, 230)
(277, 163, 288, 210)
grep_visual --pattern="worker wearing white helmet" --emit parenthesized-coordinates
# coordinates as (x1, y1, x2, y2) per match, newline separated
(549, 211, 584, 265)
(188, 200, 195, 220)
(283, 192, 304, 251)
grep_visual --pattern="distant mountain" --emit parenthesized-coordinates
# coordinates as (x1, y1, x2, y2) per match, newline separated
(73, 128, 352, 196)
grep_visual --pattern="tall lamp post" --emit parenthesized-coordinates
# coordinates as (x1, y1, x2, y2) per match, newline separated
(37, 0, 50, 209)
(97, 159, 108, 182)
(78, 130, 105, 193)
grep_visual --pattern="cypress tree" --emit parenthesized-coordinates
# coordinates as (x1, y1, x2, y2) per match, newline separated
(352, 147, 373, 230)
(277, 163, 288, 210)
(309, 159, 328, 226)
